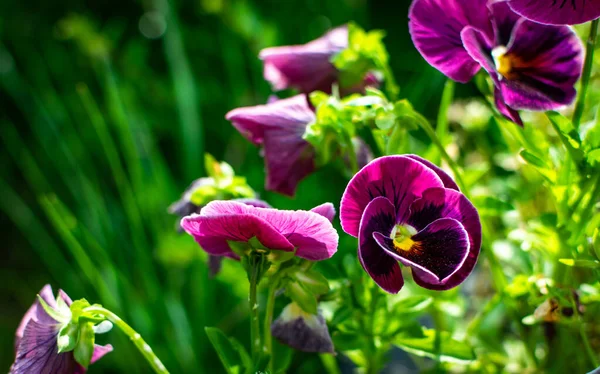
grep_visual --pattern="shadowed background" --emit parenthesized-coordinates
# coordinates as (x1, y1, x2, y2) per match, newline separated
(0, 0, 528, 372)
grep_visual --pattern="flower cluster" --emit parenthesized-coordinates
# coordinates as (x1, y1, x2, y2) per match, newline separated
(409, 0, 583, 125)
(226, 24, 391, 196)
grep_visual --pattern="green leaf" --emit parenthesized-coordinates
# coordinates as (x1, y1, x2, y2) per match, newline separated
(519, 150, 548, 168)
(473, 196, 515, 216)
(74, 322, 95, 368)
(546, 111, 584, 164)
(271, 340, 293, 374)
(332, 332, 363, 351)
(293, 269, 330, 296)
(391, 295, 433, 315)
(394, 329, 475, 364)
(558, 258, 600, 268)
(205, 327, 250, 374)
(57, 322, 80, 353)
(286, 281, 318, 314)
(586, 149, 600, 166)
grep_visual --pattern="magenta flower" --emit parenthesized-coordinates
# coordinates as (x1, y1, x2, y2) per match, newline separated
(409, 0, 583, 125)
(339, 155, 481, 293)
(11, 285, 112, 374)
(507, 0, 600, 25)
(181, 200, 339, 261)
(260, 26, 348, 93)
(226, 95, 316, 197)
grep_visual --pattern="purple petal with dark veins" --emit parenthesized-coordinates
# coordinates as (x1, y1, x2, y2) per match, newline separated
(260, 26, 348, 93)
(406, 187, 481, 290)
(495, 87, 524, 126)
(373, 217, 470, 283)
(508, 0, 600, 25)
(405, 154, 460, 191)
(226, 95, 317, 196)
(409, 0, 494, 83)
(358, 197, 404, 294)
(489, 1, 522, 46)
(197, 201, 338, 260)
(340, 156, 444, 237)
(499, 20, 583, 111)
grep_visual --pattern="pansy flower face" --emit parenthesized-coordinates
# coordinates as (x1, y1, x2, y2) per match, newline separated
(409, 0, 583, 125)
(226, 95, 316, 197)
(340, 156, 481, 293)
(181, 201, 338, 261)
(507, 0, 600, 25)
(260, 26, 348, 93)
(11, 285, 112, 374)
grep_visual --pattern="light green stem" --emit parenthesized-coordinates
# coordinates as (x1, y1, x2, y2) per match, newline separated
(84, 306, 169, 374)
(263, 282, 277, 372)
(573, 19, 599, 130)
(249, 259, 262, 364)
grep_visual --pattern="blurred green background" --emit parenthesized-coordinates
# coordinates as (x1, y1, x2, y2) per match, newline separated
(0, 0, 456, 372)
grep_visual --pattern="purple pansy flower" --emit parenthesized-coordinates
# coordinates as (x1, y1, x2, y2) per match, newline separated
(226, 95, 316, 197)
(259, 26, 348, 93)
(11, 285, 112, 374)
(181, 200, 339, 261)
(507, 0, 600, 25)
(339, 155, 481, 293)
(409, 0, 583, 125)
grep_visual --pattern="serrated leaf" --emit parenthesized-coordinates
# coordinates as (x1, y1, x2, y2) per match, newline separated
(394, 329, 475, 364)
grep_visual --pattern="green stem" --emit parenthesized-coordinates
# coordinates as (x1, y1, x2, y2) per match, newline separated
(412, 112, 468, 197)
(263, 282, 277, 372)
(436, 80, 455, 143)
(84, 306, 169, 374)
(581, 322, 598, 368)
(249, 258, 262, 364)
(573, 19, 599, 130)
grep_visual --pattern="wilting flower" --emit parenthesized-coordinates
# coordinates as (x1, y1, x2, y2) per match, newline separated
(507, 0, 600, 25)
(11, 285, 112, 374)
(181, 200, 338, 261)
(409, 0, 583, 125)
(339, 155, 481, 293)
(260, 26, 348, 93)
(271, 302, 334, 354)
(226, 95, 316, 196)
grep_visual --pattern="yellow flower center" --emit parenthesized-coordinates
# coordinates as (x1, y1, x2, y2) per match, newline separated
(391, 224, 418, 253)
(492, 46, 512, 79)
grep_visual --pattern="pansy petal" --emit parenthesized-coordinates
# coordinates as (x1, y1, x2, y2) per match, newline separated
(226, 95, 316, 197)
(91, 344, 113, 364)
(409, 0, 493, 83)
(201, 201, 338, 260)
(500, 20, 582, 111)
(508, 0, 600, 25)
(373, 218, 470, 282)
(461, 26, 524, 125)
(11, 320, 77, 374)
(181, 211, 294, 257)
(15, 285, 56, 348)
(489, 1, 522, 46)
(406, 187, 481, 289)
(310, 203, 336, 222)
(232, 198, 272, 209)
(260, 26, 347, 93)
(271, 303, 334, 354)
(340, 156, 444, 237)
(262, 125, 316, 197)
(253, 207, 339, 261)
(225, 95, 315, 145)
(405, 154, 459, 191)
(358, 197, 404, 294)
(495, 87, 524, 126)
